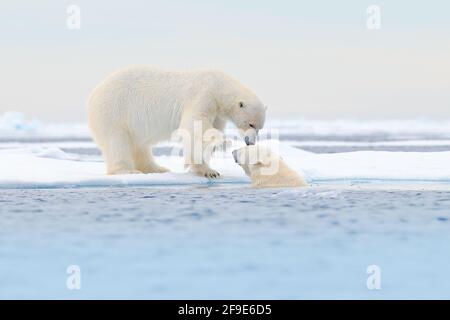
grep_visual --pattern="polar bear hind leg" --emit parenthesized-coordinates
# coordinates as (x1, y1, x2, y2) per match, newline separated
(132, 145, 170, 174)
(100, 131, 142, 175)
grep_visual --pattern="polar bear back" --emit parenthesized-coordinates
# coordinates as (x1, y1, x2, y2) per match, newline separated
(88, 66, 216, 145)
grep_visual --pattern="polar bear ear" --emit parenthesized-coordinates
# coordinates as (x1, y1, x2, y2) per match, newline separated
(239, 102, 245, 108)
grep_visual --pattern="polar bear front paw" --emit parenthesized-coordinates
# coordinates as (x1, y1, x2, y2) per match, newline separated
(190, 165, 221, 179)
(203, 168, 221, 179)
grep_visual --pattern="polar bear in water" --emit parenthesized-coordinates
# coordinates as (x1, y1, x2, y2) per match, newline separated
(232, 145, 307, 188)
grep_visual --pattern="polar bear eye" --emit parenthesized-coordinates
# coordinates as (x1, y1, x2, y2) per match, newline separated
(239, 102, 245, 108)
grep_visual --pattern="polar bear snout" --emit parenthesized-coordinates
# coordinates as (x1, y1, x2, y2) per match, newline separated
(232, 149, 238, 163)
(244, 135, 255, 145)
(244, 129, 257, 145)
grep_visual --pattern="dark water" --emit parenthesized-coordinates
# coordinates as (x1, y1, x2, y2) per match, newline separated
(1, 185, 450, 299)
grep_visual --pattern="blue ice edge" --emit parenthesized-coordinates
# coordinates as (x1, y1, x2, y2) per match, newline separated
(0, 176, 250, 190)
(2, 177, 450, 189)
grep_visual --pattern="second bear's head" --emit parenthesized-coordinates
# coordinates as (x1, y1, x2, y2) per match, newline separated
(232, 145, 280, 177)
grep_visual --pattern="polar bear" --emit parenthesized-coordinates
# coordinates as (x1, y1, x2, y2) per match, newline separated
(88, 66, 266, 177)
(232, 145, 307, 188)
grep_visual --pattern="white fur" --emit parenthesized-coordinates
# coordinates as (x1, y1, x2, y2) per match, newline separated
(88, 66, 266, 176)
(233, 145, 307, 188)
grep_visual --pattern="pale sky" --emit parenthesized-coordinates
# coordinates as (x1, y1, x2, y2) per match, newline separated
(1, 0, 449, 121)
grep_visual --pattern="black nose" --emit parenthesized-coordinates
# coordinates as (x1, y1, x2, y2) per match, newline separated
(244, 136, 254, 145)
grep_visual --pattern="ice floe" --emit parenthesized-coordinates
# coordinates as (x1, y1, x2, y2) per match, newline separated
(1, 143, 449, 189)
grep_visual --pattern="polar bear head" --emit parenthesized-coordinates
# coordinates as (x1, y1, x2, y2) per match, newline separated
(229, 98, 266, 145)
(211, 70, 266, 145)
(232, 145, 307, 188)
(232, 145, 278, 177)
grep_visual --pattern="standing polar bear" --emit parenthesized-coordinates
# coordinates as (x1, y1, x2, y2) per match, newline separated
(88, 66, 266, 177)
